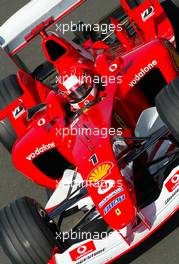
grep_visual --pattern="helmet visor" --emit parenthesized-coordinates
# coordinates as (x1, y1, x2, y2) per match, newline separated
(69, 83, 92, 102)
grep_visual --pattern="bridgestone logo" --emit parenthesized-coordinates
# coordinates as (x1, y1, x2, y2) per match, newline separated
(26, 143, 55, 160)
(129, 60, 158, 87)
(165, 188, 179, 205)
(76, 249, 105, 264)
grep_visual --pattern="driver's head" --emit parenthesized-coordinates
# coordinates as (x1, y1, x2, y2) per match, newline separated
(61, 71, 97, 110)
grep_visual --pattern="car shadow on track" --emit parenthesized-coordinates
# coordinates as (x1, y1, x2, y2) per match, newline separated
(113, 211, 178, 264)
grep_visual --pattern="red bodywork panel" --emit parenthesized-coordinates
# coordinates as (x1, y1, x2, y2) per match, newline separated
(0, 0, 178, 231)
(121, 0, 175, 43)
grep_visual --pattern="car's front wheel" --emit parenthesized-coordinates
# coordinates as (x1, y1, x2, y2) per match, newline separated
(156, 76, 179, 142)
(0, 197, 57, 264)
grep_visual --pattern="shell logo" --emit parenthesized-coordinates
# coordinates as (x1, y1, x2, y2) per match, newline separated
(89, 162, 114, 183)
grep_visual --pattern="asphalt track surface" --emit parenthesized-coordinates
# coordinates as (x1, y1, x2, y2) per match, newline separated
(0, 0, 178, 264)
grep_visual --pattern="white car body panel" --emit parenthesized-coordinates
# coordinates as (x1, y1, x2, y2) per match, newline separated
(135, 107, 164, 137)
(53, 169, 178, 264)
(46, 169, 93, 211)
(0, 0, 85, 54)
(46, 166, 178, 264)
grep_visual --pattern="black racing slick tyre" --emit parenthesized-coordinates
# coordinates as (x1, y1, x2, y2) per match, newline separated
(0, 75, 23, 110)
(0, 75, 23, 152)
(155, 77, 179, 142)
(0, 118, 17, 152)
(161, 0, 179, 50)
(0, 197, 57, 264)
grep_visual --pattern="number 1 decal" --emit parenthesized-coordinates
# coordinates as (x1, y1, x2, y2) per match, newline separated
(89, 154, 98, 165)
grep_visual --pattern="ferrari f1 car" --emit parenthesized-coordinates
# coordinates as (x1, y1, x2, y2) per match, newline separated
(0, 0, 178, 263)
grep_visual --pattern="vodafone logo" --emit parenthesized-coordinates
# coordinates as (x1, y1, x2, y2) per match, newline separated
(38, 118, 46, 126)
(129, 60, 157, 87)
(98, 180, 115, 195)
(70, 241, 96, 261)
(109, 64, 118, 72)
(171, 174, 179, 184)
(84, 100, 90, 105)
(26, 142, 55, 160)
(77, 246, 87, 254)
(165, 173, 179, 192)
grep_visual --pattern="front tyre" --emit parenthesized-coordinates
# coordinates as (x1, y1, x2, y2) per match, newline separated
(156, 77, 179, 142)
(0, 197, 57, 264)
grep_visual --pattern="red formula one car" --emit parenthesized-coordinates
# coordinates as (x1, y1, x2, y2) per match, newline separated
(0, 0, 178, 263)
